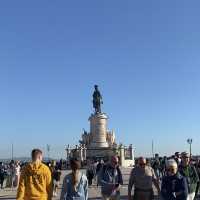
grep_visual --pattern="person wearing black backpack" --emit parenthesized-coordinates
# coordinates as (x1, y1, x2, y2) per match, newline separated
(99, 156, 123, 200)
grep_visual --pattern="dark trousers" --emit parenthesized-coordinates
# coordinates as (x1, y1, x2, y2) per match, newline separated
(87, 171, 94, 186)
(0, 177, 4, 188)
(133, 188, 153, 200)
(196, 181, 200, 196)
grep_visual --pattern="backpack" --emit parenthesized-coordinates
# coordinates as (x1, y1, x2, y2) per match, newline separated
(64, 173, 85, 200)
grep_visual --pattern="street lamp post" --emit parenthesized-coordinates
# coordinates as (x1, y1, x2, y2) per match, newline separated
(152, 140, 154, 158)
(47, 144, 50, 161)
(11, 143, 14, 160)
(187, 138, 193, 158)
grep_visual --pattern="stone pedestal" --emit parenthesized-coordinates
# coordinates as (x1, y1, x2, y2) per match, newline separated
(119, 144, 135, 167)
(89, 113, 109, 148)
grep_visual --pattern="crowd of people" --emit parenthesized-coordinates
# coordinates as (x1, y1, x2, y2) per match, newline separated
(1, 149, 200, 200)
(130, 152, 200, 200)
(0, 160, 21, 190)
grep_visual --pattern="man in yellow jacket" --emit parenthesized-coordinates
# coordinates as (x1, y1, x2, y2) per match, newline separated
(17, 149, 52, 200)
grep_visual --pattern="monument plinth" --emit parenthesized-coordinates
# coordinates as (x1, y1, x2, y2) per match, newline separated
(89, 113, 109, 148)
(67, 85, 135, 166)
(79, 85, 116, 159)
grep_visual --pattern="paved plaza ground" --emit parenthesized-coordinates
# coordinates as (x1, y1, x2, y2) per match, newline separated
(0, 167, 164, 200)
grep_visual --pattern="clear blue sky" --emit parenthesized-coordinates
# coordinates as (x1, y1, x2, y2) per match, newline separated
(0, 1, 200, 159)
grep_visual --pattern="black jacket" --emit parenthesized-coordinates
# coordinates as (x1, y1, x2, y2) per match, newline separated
(161, 173, 188, 200)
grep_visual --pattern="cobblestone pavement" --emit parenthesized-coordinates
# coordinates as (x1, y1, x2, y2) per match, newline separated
(1, 167, 198, 200)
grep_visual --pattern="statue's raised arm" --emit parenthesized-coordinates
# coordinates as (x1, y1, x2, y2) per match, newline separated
(92, 85, 103, 113)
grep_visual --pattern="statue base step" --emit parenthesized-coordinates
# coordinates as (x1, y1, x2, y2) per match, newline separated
(86, 147, 115, 159)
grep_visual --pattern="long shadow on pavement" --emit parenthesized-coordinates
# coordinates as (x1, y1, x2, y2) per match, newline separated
(89, 195, 161, 200)
(0, 196, 15, 200)
(89, 195, 128, 200)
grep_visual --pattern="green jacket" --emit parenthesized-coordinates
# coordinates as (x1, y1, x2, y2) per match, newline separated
(179, 164, 199, 193)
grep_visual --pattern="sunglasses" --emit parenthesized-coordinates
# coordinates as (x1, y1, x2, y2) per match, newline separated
(167, 168, 176, 172)
(139, 163, 146, 166)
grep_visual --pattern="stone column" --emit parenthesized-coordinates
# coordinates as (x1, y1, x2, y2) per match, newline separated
(82, 144, 87, 161)
(119, 145, 125, 166)
(79, 145, 83, 162)
(129, 144, 133, 160)
(89, 113, 109, 148)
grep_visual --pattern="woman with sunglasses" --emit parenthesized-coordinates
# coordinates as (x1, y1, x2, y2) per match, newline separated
(161, 159, 188, 200)
(128, 157, 160, 200)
